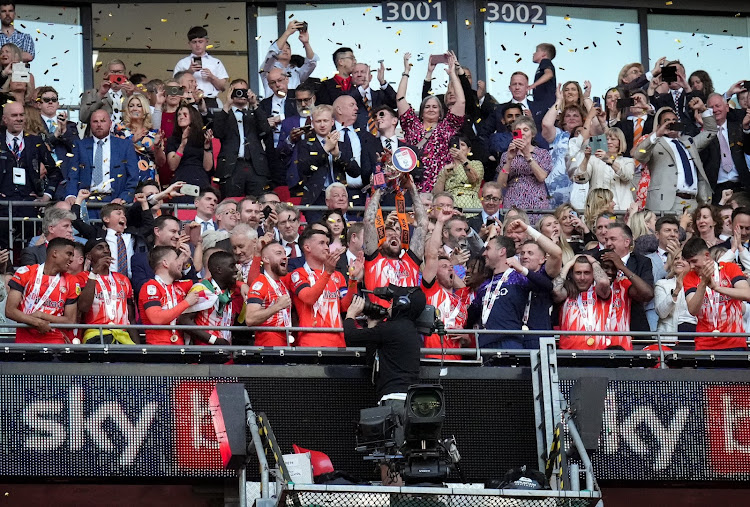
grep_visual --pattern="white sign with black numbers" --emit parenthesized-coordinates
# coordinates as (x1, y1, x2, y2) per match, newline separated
(484, 2, 547, 25)
(381, 1, 447, 22)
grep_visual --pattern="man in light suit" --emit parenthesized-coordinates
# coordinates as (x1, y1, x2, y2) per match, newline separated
(64, 109, 138, 207)
(79, 59, 135, 125)
(634, 100, 717, 214)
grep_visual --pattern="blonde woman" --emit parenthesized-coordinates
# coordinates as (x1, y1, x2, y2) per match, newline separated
(553, 203, 592, 255)
(573, 127, 634, 211)
(654, 249, 696, 342)
(113, 93, 165, 183)
(537, 214, 575, 265)
(583, 188, 615, 232)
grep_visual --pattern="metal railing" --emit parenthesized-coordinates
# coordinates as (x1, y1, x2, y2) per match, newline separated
(1, 322, 748, 367)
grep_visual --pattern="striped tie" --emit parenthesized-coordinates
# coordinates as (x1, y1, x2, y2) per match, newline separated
(634, 117, 644, 141)
(116, 233, 128, 275)
(363, 94, 378, 136)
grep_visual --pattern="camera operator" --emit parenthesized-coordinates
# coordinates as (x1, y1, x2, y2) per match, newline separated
(344, 290, 426, 486)
(344, 291, 425, 403)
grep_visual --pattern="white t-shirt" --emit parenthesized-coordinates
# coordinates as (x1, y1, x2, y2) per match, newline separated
(173, 53, 229, 98)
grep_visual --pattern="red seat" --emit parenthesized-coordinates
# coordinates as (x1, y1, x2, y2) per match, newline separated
(292, 444, 334, 476)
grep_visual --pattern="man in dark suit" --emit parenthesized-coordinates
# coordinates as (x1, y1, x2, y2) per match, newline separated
(131, 214, 198, 300)
(259, 67, 298, 148)
(467, 181, 503, 237)
(649, 61, 700, 135)
(34, 87, 79, 200)
(479, 71, 546, 138)
(19, 207, 76, 266)
(213, 79, 276, 197)
(615, 89, 655, 155)
(604, 222, 655, 333)
(701, 93, 750, 203)
(350, 62, 397, 133)
(332, 95, 379, 209)
(277, 81, 316, 188)
(296, 104, 360, 218)
(64, 109, 138, 207)
(0, 102, 59, 248)
(315, 47, 357, 105)
(371, 104, 420, 204)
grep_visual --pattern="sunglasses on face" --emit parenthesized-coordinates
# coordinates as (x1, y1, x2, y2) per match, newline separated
(40, 96, 58, 103)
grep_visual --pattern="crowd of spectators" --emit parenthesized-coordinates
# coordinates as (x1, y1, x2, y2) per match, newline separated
(1, 5, 750, 354)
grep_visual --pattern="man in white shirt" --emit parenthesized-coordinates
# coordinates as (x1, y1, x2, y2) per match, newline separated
(192, 187, 219, 235)
(173, 26, 228, 109)
(260, 20, 318, 98)
(276, 204, 302, 259)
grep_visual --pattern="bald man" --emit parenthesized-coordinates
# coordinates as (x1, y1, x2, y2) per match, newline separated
(332, 94, 381, 207)
(259, 67, 298, 147)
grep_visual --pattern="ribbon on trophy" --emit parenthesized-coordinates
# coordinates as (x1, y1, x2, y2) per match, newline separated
(369, 146, 419, 249)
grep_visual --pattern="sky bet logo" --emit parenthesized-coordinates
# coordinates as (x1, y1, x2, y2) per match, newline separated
(21, 385, 158, 466)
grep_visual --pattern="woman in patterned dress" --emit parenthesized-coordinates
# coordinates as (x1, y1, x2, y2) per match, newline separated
(396, 51, 465, 193)
(113, 94, 165, 183)
(497, 116, 553, 223)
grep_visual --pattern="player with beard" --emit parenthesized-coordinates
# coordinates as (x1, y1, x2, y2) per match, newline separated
(363, 175, 428, 306)
(139, 246, 200, 345)
(246, 242, 294, 346)
(421, 209, 470, 360)
(554, 255, 612, 349)
(6, 238, 79, 344)
(289, 228, 362, 347)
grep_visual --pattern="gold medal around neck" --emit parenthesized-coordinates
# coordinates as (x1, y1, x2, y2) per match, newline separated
(713, 329, 720, 333)
(170, 334, 179, 343)
(586, 338, 595, 347)
(522, 325, 529, 331)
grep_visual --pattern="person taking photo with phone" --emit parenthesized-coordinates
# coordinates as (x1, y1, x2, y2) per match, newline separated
(634, 101, 716, 214)
(80, 59, 135, 125)
(172, 26, 228, 110)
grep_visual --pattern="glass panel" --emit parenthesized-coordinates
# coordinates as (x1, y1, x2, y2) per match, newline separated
(256, 5, 281, 94)
(92, 2, 247, 103)
(284, 4, 449, 107)
(484, 7, 640, 102)
(648, 14, 750, 101)
(15, 5, 83, 118)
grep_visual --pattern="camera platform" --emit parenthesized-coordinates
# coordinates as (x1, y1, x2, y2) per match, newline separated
(278, 483, 602, 506)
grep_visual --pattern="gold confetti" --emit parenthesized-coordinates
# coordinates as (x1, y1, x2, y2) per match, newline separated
(665, 1, 673, 4)
(480, 7, 487, 12)
(564, 15, 570, 20)
(396, 30, 402, 35)
(161, 18, 167, 22)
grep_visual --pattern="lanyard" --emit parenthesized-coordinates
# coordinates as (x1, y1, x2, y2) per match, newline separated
(25, 264, 61, 315)
(522, 291, 532, 330)
(438, 289, 462, 329)
(264, 272, 291, 327)
(96, 273, 118, 322)
(481, 270, 512, 326)
(576, 286, 597, 333)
